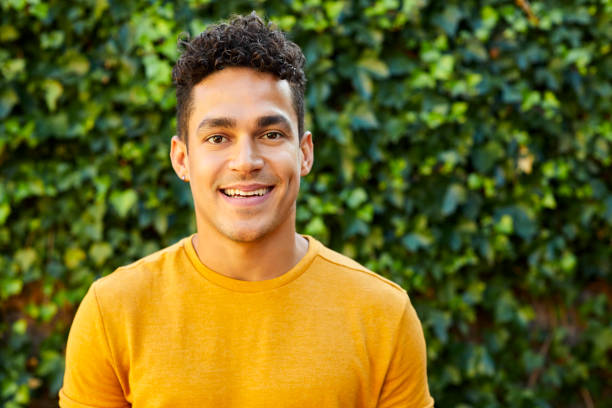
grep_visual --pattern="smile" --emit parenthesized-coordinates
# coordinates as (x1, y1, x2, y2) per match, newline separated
(221, 187, 273, 197)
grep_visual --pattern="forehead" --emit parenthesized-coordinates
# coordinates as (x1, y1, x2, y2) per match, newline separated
(189, 67, 296, 130)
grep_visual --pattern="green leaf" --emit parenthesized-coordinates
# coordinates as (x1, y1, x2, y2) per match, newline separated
(434, 5, 463, 36)
(304, 216, 327, 238)
(154, 213, 168, 234)
(43, 79, 63, 112)
(89, 242, 113, 266)
(401, 233, 432, 251)
(441, 184, 467, 216)
(429, 310, 451, 343)
(12, 319, 27, 335)
(0, 58, 25, 80)
(14, 248, 37, 271)
(3, 279, 23, 298)
(323, 1, 344, 21)
(40, 303, 58, 322)
(523, 350, 544, 373)
(472, 141, 504, 173)
(560, 252, 577, 272)
(350, 103, 379, 129)
(432, 55, 455, 80)
(63, 51, 90, 75)
(143, 54, 172, 85)
(110, 189, 138, 218)
(347, 188, 368, 209)
(495, 214, 514, 234)
(0, 202, 10, 224)
(0, 87, 18, 118)
(495, 206, 537, 240)
(358, 57, 389, 79)
(353, 71, 373, 99)
(0, 25, 19, 42)
(41, 30, 65, 49)
(64, 247, 86, 269)
(3, 0, 26, 11)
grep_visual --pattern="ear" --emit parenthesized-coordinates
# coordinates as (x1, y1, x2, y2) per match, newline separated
(299, 131, 314, 177)
(170, 135, 190, 182)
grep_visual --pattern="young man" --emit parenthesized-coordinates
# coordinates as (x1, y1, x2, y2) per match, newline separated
(60, 13, 433, 407)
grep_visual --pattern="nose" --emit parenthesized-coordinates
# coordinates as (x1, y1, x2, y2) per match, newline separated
(228, 136, 264, 173)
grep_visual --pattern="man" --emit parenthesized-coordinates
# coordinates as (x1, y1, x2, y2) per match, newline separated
(60, 13, 433, 407)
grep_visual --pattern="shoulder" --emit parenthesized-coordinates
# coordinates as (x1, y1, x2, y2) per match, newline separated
(317, 243, 405, 292)
(92, 236, 191, 298)
(307, 237, 409, 312)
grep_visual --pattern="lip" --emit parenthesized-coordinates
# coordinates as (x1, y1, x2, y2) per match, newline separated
(219, 183, 273, 192)
(218, 185, 274, 207)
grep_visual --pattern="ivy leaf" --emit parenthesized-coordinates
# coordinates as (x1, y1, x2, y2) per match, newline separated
(304, 216, 327, 238)
(434, 5, 463, 36)
(429, 310, 451, 343)
(0, 24, 19, 41)
(64, 247, 86, 269)
(358, 57, 389, 79)
(110, 189, 138, 218)
(495, 214, 514, 235)
(0, 87, 18, 118)
(402, 233, 432, 251)
(0, 203, 11, 224)
(89, 242, 113, 266)
(14, 248, 37, 271)
(432, 55, 455, 80)
(347, 188, 368, 209)
(441, 184, 467, 216)
(353, 70, 373, 99)
(63, 51, 90, 75)
(43, 79, 63, 112)
(350, 103, 378, 129)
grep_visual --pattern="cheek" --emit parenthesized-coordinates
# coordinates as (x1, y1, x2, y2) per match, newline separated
(270, 146, 300, 171)
(189, 152, 224, 181)
(278, 155, 302, 185)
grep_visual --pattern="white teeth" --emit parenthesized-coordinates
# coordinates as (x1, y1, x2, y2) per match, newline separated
(223, 188, 270, 197)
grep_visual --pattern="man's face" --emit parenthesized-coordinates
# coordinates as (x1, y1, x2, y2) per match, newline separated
(171, 67, 313, 243)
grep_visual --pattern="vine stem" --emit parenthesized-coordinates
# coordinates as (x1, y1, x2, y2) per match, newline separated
(516, 0, 539, 24)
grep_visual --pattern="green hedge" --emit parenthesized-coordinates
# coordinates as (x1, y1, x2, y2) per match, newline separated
(1, 0, 611, 406)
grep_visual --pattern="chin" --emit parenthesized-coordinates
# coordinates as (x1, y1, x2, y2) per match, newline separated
(219, 223, 273, 243)
(224, 231, 264, 243)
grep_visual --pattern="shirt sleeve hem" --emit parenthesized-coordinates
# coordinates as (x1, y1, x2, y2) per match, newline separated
(59, 388, 130, 408)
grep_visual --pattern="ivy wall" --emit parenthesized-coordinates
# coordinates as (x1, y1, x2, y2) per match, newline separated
(1, 0, 611, 406)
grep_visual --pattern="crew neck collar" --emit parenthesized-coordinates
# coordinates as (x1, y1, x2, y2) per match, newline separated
(183, 234, 320, 293)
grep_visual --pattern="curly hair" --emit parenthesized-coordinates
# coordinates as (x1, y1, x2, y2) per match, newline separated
(172, 12, 307, 142)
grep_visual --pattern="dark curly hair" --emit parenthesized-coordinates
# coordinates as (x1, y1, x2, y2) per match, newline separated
(172, 12, 307, 142)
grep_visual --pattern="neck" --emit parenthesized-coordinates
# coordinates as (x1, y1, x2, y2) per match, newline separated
(191, 221, 309, 282)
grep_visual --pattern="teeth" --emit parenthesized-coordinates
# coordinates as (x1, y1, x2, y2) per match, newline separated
(223, 188, 270, 197)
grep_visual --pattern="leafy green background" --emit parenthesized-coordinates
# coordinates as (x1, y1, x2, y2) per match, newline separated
(1, 0, 611, 406)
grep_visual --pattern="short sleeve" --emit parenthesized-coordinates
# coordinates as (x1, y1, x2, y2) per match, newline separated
(60, 283, 129, 407)
(378, 297, 434, 407)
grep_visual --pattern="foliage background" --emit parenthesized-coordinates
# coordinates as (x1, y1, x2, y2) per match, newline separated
(1, 0, 611, 406)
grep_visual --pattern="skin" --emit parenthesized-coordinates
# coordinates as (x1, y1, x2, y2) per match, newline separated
(170, 67, 314, 281)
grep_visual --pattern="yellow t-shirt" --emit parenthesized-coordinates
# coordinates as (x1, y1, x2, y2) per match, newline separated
(60, 235, 433, 407)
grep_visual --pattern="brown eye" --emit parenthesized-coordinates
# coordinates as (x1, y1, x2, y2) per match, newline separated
(207, 135, 227, 144)
(262, 132, 282, 140)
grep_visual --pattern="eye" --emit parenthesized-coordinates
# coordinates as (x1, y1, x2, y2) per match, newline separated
(206, 135, 228, 144)
(262, 131, 283, 140)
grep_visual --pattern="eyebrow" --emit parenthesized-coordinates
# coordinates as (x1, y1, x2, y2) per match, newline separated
(197, 114, 293, 134)
(197, 117, 237, 132)
(256, 115, 291, 130)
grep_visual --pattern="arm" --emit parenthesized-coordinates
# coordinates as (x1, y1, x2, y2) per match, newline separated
(60, 283, 129, 408)
(378, 297, 434, 408)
